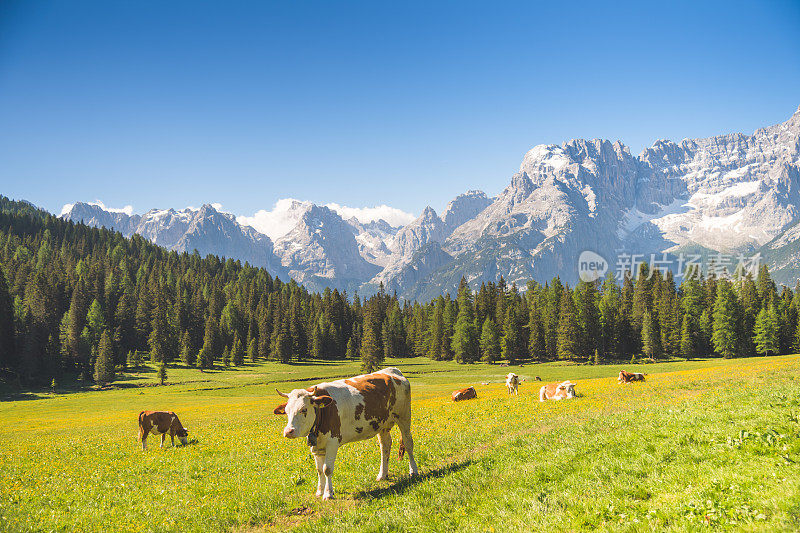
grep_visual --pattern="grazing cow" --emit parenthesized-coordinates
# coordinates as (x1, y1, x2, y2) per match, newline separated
(534, 376, 542, 381)
(138, 411, 189, 450)
(539, 381, 577, 401)
(274, 367, 418, 500)
(506, 373, 520, 395)
(452, 386, 477, 402)
(618, 370, 646, 384)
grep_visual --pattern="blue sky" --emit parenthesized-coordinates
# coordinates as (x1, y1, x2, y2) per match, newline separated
(0, 0, 799, 223)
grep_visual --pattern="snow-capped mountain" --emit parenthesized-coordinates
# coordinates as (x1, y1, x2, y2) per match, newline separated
(273, 205, 381, 292)
(62, 202, 286, 275)
(61, 105, 800, 299)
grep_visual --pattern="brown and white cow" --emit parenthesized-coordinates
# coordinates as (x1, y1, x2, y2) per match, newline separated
(539, 381, 577, 401)
(138, 411, 189, 450)
(452, 386, 477, 402)
(506, 373, 520, 395)
(618, 370, 646, 384)
(273, 367, 418, 500)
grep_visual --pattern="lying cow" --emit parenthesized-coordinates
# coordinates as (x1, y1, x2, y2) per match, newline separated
(539, 381, 577, 401)
(618, 370, 646, 384)
(506, 373, 520, 395)
(138, 411, 189, 450)
(274, 367, 418, 500)
(452, 386, 477, 402)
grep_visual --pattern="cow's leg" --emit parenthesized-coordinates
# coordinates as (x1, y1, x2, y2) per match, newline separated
(313, 452, 325, 497)
(160, 434, 166, 448)
(141, 433, 147, 451)
(322, 442, 339, 500)
(376, 430, 391, 481)
(397, 421, 419, 476)
(170, 433, 175, 447)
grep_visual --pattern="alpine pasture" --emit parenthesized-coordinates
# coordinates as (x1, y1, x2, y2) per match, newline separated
(1, 356, 799, 532)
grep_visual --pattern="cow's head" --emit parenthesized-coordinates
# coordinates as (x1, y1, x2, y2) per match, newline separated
(176, 427, 189, 446)
(559, 381, 577, 399)
(274, 387, 333, 439)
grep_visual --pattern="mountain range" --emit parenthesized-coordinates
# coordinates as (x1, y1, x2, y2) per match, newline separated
(62, 105, 800, 299)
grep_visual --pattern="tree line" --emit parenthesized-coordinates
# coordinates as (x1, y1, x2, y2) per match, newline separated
(0, 195, 795, 387)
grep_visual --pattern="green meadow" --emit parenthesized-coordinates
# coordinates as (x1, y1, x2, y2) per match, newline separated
(1, 355, 799, 532)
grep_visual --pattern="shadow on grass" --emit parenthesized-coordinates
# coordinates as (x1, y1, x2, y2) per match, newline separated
(353, 460, 472, 500)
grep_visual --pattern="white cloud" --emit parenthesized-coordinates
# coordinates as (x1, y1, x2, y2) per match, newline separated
(237, 198, 313, 241)
(60, 200, 134, 216)
(237, 198, 415, 241)
(324, 202, 415, 227)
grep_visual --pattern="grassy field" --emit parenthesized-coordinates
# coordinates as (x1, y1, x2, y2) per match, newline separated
(1, 356, 799, 532)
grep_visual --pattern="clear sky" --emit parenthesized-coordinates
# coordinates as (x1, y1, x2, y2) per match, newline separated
(1, 0, 799, 222)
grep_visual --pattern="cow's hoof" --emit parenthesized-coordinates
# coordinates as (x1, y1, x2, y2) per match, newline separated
(315, 490, 323, 497)
(322, 493, 334, 501)
(376, 474, 388, 481)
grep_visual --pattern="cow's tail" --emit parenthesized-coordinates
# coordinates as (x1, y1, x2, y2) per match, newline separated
(398, 439, 406, 460)
(137, 411, 146, 440)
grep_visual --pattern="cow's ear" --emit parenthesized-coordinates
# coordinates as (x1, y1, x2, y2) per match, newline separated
(311, 395, 333, 407)
(273, 403, 287, 415)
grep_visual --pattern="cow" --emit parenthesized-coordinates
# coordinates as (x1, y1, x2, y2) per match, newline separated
(539, 381, 577, 401)
(452, 386, 477, 402)
(138, 411, 189, 450)
(273, 367, 418, 500)
(506, 373, 520, 395)
(618, 370, 646, 384)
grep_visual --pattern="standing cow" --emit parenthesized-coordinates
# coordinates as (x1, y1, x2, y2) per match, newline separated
(539, 381, 577, 401)
(506, 373, 520, 395)
(273, 367, 418, 500)
(138, 411, 189, 450)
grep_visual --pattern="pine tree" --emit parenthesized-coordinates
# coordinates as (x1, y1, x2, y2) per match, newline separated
(0, 266, 15, 370)
(346, 336, 357, 359)
(500, 307, 521, 363)
(199, 315, 218, 369)
(360, 300, 383, 372)
(247, 337, 258, 363)
(231, 332, 244, 366)
(452, 278, 479, 363)
(754, 306, 778, 356)
(179, 330, 194, 366)
(479, 317, 500, 362)
(158, 360, 167, 385)
(712, 280, 741, 359)
(527, 306, 547, 361)
(427, 297, 445, 360)
(93, 329, 115, 385)
(641, 309, 661, 359)
(556, 288, 580, 361)
(679, 313, 697, 359)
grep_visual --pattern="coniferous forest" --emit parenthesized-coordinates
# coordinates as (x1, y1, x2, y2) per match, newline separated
(0, 195, 796, 387)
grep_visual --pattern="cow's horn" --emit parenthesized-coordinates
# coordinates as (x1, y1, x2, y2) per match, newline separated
(310, 386, 318, 396)
(276, 389, 289, 398)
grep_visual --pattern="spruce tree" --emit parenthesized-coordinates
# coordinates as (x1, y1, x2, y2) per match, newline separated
(712, 280, 741, 358)
(247, 337, 258, 363)
(158, 360, 167, 385)
(93, 329, 115, 385)
(0, 266, 14, 369)
(479, 317, 500, 362)
(641, 309, 662, 359)
(753, 306, 778, 356)
(501, 307, 521, 364)
(679, 313, 696, 359)
(179, 330, 194, 366)
(452, 278, 479, 363)
(556, 288, 580, 361)
(231, 332, 244, 366)
(427, 297, 444, 360)
(360, 301, 383, 372)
